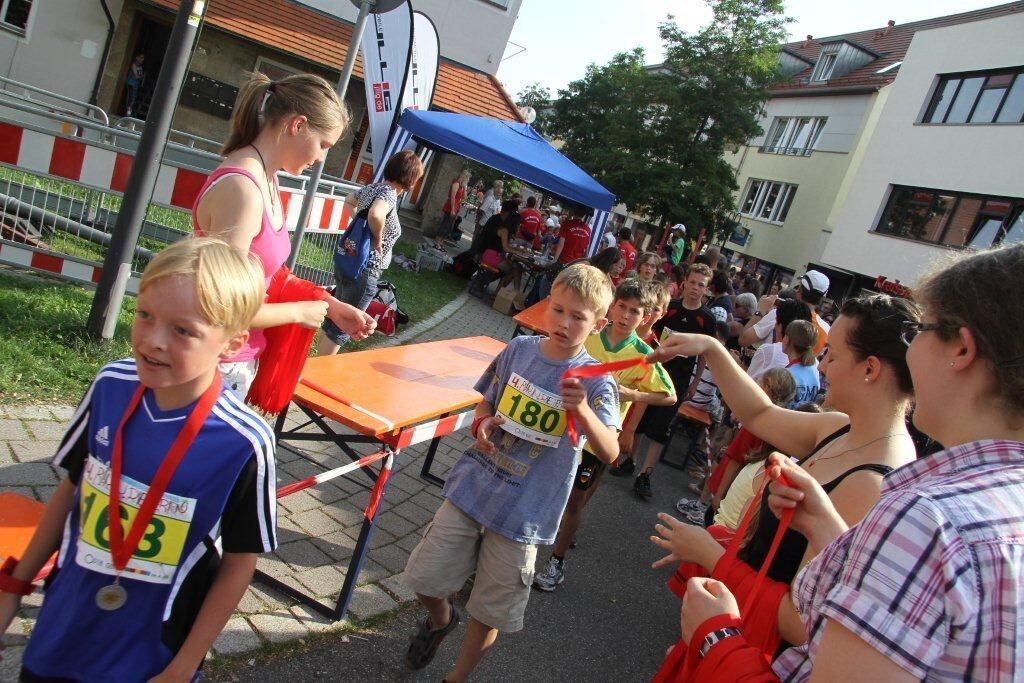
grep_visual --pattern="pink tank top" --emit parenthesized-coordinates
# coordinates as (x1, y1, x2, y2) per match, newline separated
(192, 166, 291, 362)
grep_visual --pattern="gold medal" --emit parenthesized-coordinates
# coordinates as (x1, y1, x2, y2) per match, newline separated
(95, 581, 127, 611)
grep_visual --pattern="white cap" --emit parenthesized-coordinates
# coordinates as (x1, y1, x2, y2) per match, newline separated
(800, 270, 829, 294)
(671, 223, 687, 234)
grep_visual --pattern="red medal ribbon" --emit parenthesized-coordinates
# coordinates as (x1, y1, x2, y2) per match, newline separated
(107, 373, 222, 572)
(561, 357, 650, 446)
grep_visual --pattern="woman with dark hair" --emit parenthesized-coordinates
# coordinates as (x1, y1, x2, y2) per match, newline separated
(589, 246, 625, 289)
(473, 199, 522, 291)
(647, 294, 921, 658)
(667, 243, 1024, 681)
(319, 149, 424, 355)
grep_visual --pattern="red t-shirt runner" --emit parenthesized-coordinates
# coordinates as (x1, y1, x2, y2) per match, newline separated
(519, 207, 543, 241)
(618, 240, 636, 273)
(558, 219, 592, 265)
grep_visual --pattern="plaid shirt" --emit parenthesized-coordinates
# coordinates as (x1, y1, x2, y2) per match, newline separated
(775, 439, 1024, 681)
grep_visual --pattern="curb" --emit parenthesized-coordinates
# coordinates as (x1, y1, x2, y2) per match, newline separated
(387, 289, 469, 346)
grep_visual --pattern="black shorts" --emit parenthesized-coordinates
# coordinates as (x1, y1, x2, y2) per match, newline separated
(573, 451, 607, 491)
(637, 402, 679, 444)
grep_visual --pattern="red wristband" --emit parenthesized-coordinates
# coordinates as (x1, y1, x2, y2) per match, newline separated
(471, 415, 488, 438)
(0, 557, 35, 596)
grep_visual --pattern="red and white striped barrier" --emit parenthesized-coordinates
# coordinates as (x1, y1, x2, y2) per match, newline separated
(392, 411, 475, 450)
(0, 121, 354, 234)
(276, 449, 391, 499)
(0, 240, 140, 293)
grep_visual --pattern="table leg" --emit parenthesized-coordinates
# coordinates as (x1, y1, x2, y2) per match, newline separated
(334, 451, 395, 620)
(419, 413, 449, 488)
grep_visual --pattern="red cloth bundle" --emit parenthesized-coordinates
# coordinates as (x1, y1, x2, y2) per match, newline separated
(657, 475, 794, 680)
(245, 266, 329, 414)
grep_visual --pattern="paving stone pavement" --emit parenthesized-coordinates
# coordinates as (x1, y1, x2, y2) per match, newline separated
(0, 284, 520, 673)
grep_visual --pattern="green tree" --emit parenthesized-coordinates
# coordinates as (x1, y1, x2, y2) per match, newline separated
(515, 82, 552, 135)
(550, 0, 789, 242)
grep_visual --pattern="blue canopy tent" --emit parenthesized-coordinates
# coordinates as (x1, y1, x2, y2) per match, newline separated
(372, 109, 616, 257)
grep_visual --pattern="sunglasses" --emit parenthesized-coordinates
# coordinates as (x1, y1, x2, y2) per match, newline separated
(900, 320, 947, 347)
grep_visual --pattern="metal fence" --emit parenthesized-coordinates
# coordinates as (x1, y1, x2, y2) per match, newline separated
(0, 75, 359, 290)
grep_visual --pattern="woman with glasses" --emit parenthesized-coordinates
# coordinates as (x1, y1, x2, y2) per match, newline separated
(662, 243, 1024, 680)
(645, 293, 921, 659)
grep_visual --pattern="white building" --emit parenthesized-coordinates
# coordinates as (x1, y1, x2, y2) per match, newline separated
(820, 9, 1024, 295)
(721, 2, 1022, 294)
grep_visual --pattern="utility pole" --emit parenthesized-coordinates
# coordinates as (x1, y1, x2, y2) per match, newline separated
(286, 0, 375, 269)
(86, 0, 205, 340)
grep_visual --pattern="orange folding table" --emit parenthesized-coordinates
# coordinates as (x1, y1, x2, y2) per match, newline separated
(511, 296, 549, 337)
(260, 336, 505, 620)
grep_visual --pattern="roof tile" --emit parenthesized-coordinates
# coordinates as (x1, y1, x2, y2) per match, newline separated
(771, 2, 1024, 93)
(147, 0, 522, 121)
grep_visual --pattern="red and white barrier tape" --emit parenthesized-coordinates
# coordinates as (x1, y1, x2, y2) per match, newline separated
(276, 449, 390, 499)
(393, 410, 474, 449)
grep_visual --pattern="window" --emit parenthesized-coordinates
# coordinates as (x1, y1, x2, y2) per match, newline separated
(0, 0, 31, 34)
(811, 51, 838, 82)
(761, 116, 827, 156)
(875, 185, 1024, 249)
(740, 179, 797, 224)
(924, 67, 1024, 124)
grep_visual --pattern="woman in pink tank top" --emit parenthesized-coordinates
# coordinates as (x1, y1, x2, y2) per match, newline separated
(193, 73, 374, 396)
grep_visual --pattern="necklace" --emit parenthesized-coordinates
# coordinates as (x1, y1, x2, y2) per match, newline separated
(250, 144, 278, 210)
(805, 432, 907, 468)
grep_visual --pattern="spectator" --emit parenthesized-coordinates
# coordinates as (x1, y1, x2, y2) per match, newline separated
(551, 205, 592, 266)
(475, 180, 503, 231)
(667, 243, 1024, 681)
(320, 150, 424, 354)
(518, 195, 544, 245)
(432, 170, 470, 248)
(669, 227, 689, 266)
(124, 52, 145, 117)
(708, 270, 734, 320)
(667, 264, 686, 299)
(746, 299, 812, 381)
(649, 293, 921, 661)
(631, 251, 662, 283)
(616, 228, 637, 273)
(589, 246, 625, 291)
(472, 199, 522, 293)
(705, 245, 722, 271)
(740, 270, 830, 354)
(783, 320, 820, 407)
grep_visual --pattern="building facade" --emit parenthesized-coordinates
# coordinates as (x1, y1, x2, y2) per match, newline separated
(820, 10, 1024, 297)
(721, 2, 1022, 292)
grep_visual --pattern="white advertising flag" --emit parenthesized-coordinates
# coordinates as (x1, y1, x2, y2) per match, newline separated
(359, 1, 413, 169)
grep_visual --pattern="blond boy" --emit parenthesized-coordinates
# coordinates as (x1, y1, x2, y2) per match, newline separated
(402, 264, 621, 682)
(0, 238, 276, 681)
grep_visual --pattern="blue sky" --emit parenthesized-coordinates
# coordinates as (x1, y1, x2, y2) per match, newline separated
(497, 0, 1006, 99)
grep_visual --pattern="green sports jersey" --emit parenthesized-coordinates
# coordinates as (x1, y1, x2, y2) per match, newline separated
(583, 329, 674, 453)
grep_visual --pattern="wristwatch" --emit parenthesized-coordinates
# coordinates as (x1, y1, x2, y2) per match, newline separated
(699, 627, 740, 658)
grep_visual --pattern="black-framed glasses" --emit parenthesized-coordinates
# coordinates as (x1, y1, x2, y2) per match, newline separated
(900, 321, 947, 347)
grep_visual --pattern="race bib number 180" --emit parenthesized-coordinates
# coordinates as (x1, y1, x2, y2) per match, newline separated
(495, 373, 567, 447)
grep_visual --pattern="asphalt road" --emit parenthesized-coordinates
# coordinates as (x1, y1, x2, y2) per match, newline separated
(212, 452, 699, 682)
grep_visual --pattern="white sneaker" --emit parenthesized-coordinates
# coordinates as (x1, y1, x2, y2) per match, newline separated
(532, 557, 565, 592)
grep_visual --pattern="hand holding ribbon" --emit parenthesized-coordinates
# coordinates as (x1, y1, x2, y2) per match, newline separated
(562, 357, 649, 446)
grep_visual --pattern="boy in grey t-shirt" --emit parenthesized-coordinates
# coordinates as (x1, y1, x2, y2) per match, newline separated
(403, 264, 621, 681)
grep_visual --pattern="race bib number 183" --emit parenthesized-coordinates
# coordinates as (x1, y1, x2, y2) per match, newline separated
(495, 373, 567, 447)
(75, 455, 196, 584)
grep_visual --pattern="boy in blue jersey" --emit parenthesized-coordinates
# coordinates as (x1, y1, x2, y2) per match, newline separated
(402, 264, 621, 682)
(0, 238, 277, 682)
(534, 279, 676, 591)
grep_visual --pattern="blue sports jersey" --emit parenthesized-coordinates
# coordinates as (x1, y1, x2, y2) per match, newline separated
(23, 360, 277, 682)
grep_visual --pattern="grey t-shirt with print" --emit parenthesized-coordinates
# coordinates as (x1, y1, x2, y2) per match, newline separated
(443, 335, 620, 545)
